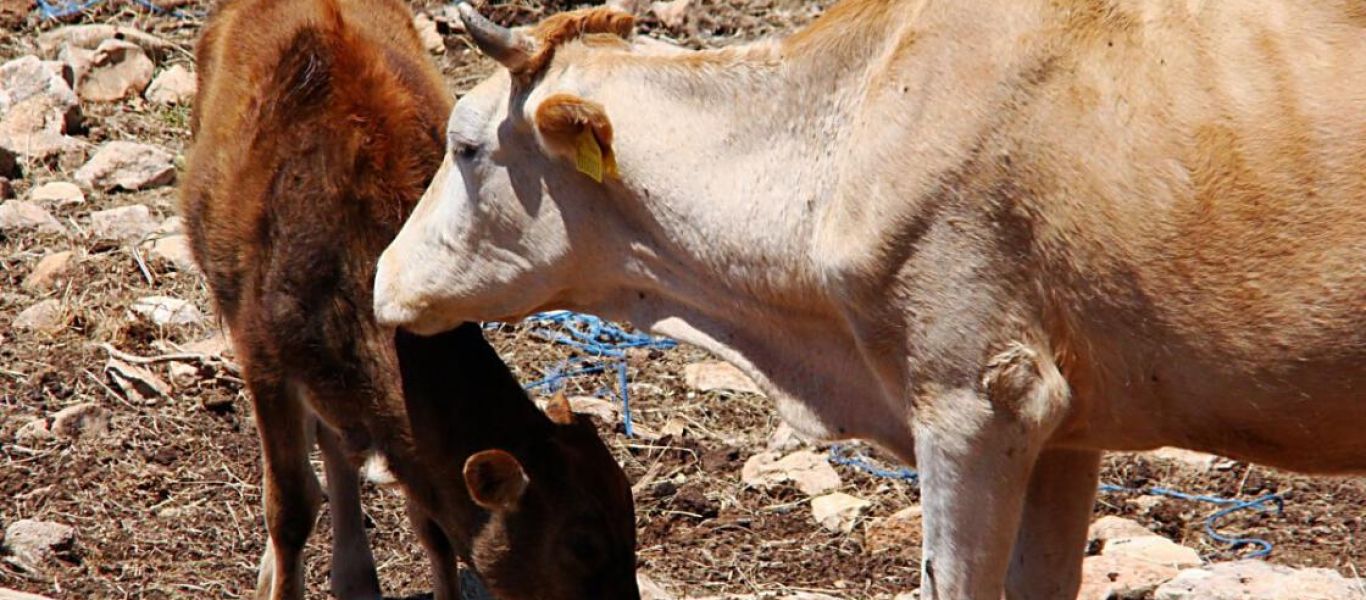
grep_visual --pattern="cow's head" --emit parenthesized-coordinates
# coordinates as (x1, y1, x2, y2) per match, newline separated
(462, 392, 640, 599)
(374, 4, 691, 333)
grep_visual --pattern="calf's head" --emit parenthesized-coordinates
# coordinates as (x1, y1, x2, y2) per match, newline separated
(375, 5, 679, 333)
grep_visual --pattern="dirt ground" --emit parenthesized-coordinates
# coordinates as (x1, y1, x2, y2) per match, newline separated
(2, 1, 1364, 598)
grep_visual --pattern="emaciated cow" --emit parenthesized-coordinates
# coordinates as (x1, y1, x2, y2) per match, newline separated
(183, 0, 639, 598)
(374, 1, 1366, 598)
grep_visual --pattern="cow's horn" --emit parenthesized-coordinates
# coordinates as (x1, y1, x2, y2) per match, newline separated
(458, 3, 532, 71)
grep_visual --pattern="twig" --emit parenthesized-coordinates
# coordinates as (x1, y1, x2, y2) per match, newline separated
(129, 245, 156, 286)
(95, 342, 205, 365)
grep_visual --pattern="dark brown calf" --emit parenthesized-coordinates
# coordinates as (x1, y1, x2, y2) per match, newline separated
(181, 0, 639, 598)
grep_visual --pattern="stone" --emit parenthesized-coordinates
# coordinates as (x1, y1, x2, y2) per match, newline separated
(0, 200, 64, 233)
(49, 402, 110, 439)
(811, 492, 870, 533)
(742, 450, 842, 496)
(651, 0, 691, 29)
(181, 330, 232, 357)
(89, 204, 159, 242)
(606, 0, 648, 15)
(0, 55, 81, 161)
(1155, 560, 1366, 600)
(105, 359, 172, 404)
(0, 586, 59, 600)
(1089, 515, 1154, 543)
(143, 233, 197, 271)
(864, 506, 922, 557)
(75, 141, 175, 191)
(28, 181, 84, 205)
(13, 299, 66, 334)
(37, 24, 174, 59)
(130, 295, 203, 326)
(767, 420, 807, 452)
(1078, 554, 1180, 600)
(73, 39, 154, 102)
(168, 361, 198, 388)
(14, 418, 54, 445)
(1102, 535, 1202, 569)
(413, 13, 445, 54)
(144, 64, 195, 105)
(637, 572, 675, 600)
(22, 250, 76, 291)
(683, 361, 763, 395)
(3, 519, 75, 570)
(1148, 447, 1237, 471)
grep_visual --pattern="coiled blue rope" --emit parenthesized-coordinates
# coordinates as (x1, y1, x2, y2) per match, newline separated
(831, 441, 1284, 559)
(499, 311, 676, 437)
(38, 0, 202, 20)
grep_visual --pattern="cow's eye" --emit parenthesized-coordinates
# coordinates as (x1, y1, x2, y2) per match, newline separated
(454, 143, 480, 160)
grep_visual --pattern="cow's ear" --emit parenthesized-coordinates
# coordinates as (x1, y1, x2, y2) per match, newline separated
(464, 449, 529, 511)
(534, 93, 617, 183)
(544, 389, 576, 425)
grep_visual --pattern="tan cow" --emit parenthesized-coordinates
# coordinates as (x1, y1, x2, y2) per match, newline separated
(184, 0, 639, 598)
(375, 1, 1366, 598)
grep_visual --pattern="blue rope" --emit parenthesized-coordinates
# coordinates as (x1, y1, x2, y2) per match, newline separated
(37, 0, 203, 20)
(498, 311, 676, 438)
(830, 442, 1284, 559)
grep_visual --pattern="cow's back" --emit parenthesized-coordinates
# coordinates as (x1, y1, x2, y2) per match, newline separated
(182, 0, 450, 342)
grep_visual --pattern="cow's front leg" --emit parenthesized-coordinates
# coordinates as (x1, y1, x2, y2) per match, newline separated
(914, 344, 1071, 600)
(1006, 447, 1100, 600)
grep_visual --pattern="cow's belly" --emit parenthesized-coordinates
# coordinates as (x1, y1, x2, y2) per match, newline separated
(1056, 353, 1366, 474)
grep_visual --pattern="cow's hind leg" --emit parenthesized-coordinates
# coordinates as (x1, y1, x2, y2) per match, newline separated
(252, 378, 323, 600)
(1005, 447, 1101, 600)
(317, 419, 382, 600)
(407, 502, 461, 600)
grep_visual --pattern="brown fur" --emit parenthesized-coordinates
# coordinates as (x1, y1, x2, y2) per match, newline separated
(181, 0, 638, 598)
(517, 8, 635, 80)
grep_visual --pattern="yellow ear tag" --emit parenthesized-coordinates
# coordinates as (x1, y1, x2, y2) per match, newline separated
(574, 128, 605, 183)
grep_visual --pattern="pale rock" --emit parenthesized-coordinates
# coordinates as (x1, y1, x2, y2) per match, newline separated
(811, 492, 870, 533)
(1089, 515, 1153, 543)
(28, 181, 84, 205)
(893, 593, 919, 600)
(14, 418, 54, 445)
(182, 330, 232, 357)
(131, 295, 202, 326)
(766, 420, 806, 452)
(22, 250, 76, 291)
(660, 417, 687, 438)
(143, 233, 197, 271)
(606, 0, 649, 15)
(13, 299, 67, 333)
(37, 24, 174, 59)
(3, 519, 75, 570)
(1155, 560, 1366, 600)
(864, 506, 921, 557)
(0, 585, 60, 599)
(683, 361, 763, 395)
(89, 203, 158, 242)
(48, 402, 110, 439)
(0, 200, 64, 233)
(74, 39, 154, 102)
(787, 595, 844, 600)
(1078, 553, 1180, 600)
(413, 14, 445, 54)
(637, 572, 675, 600)
(76, 141, 175, 191)
(155, 215, 182, 234)
(144, 64, 195, 104)
(105, 358, 172, 403)
(0, 55, 81, 161)
(1102, 535, 1202, 569)
(742, 450, 841, 496)
(650, 0, 691, 29)
(1148, 447, 1237, 471)
(168, 361, 198, 387)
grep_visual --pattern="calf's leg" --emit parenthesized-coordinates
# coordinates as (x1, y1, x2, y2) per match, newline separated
(251, 378, 323, 600)
(317, 419, 382, 600)
(408, 502, 461, 600)
(1005, 447, 1101, 600)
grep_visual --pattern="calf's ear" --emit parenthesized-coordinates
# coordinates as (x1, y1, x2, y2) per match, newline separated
(534, 93, 617, 183)
(464, 449, 530, 511)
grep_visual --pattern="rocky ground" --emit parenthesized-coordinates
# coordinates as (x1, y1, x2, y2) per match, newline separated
(2, 1, 1365, 599)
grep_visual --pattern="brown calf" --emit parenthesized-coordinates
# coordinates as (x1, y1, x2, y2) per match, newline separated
(181, 0, 640, 598)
